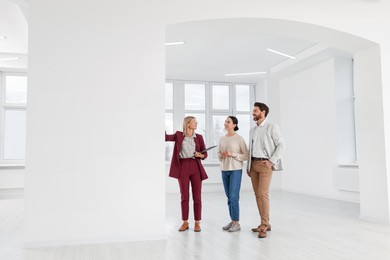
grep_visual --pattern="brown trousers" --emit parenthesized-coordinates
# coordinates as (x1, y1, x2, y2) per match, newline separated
(250, 160, 273, 226)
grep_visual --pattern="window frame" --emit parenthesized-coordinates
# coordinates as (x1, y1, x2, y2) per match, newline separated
(0, 71, 28, 165)
(165, 79, 255, 162)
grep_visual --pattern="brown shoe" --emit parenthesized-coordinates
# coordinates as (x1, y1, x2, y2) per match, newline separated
(258, 225, 268, 238)
(251, 224, 271, 232)
(194, 222, 201, 232)
(178, 222, 189, 232)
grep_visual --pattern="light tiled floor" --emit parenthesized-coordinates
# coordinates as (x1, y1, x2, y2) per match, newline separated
(2, 191, 390, 259)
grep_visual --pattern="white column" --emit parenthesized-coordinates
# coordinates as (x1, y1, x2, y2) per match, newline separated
(25, 0, 166, 246)
(354, 45, 389, 223)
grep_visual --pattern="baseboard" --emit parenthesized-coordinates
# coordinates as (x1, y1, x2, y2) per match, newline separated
(0, 188, 24, 199)
(281, 188, 360, 203)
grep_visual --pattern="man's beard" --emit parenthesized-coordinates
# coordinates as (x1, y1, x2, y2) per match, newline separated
(253, 115, 261, 121)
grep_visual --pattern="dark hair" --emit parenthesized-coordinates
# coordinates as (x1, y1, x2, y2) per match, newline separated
(254, 102, 269, 117)
(228, 116, 239, 131)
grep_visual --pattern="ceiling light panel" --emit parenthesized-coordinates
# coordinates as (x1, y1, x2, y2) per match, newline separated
(266, 48, 296, 59)
(225, 71, 267, 76)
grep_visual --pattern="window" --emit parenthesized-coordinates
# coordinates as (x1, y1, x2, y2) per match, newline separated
(335, 58, 357, 165)
(185, 83, 205, 110)
(212, 84, 229, 110)
(165, 82, 174, 161)
(0, 73, 27, 164)
(165, 80, 255, 162)
(184, 83, 206, 138)
(235, 84, 251, 112)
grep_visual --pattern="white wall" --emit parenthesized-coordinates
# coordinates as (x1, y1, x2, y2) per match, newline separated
(25, 0, 390, 247)
(25, 0, 166, 247)
(382, 43, 390, 216)
(0, 167, 24, 199)
(279, 59, 336, 196)
(0, 168, 24, 189)
(277, 58, 360, 202)
(354, 45, 389, 222)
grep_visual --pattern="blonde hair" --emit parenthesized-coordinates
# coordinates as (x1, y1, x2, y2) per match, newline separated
(182, 116, 196, 133)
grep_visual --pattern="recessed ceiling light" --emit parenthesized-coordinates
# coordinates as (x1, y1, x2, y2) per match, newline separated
(225, 71, 267, 76)
(165, 41, 185, 46)
(0, 57, 20, 61)
(266, 48, 296, 59)
(0, 35, 7, 39)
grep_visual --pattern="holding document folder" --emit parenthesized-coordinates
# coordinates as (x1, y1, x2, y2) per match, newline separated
(200, 145, 217, 154)
(165, 116, 209, 232)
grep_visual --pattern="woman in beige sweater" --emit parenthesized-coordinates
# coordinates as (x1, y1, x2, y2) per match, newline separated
(218, 116, 249, 232)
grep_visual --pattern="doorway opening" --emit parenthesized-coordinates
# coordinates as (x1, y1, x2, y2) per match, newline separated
(164, 18, 387, 222)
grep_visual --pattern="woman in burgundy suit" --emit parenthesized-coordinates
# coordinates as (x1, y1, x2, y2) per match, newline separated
(165, 116, 208, 232)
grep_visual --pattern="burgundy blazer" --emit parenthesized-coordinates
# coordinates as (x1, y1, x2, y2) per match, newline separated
(165, 131, 208, 180)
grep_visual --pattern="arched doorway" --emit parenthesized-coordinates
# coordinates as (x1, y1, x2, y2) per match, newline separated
(165, 18, 388, 223)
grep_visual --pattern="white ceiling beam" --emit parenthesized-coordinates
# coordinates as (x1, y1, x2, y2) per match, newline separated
(269, 43, 329, 74)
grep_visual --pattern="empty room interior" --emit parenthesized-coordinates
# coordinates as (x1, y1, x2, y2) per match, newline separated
(1, 0, 390, 259)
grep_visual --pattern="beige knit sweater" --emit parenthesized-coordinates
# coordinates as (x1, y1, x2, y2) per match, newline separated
(218, 134, 249, 171)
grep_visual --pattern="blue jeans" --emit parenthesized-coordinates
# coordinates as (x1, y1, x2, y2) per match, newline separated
(222, 170, 242, 221)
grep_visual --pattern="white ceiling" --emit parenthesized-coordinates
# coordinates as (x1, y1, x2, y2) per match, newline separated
(166, 20, 323, 83)
(1, 1, 353, 80)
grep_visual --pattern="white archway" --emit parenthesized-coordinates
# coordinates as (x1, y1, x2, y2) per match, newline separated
(166, 18, 388, 223)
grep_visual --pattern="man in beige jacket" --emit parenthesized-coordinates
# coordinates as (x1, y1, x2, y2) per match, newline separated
(247, 102, 285, 238)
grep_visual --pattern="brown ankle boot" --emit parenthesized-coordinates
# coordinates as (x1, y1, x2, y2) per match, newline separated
(258, 225, 268, 238)
(194, 222, 201, 232)
(178, 222, 189, 232)
(251, 224, 271, 232)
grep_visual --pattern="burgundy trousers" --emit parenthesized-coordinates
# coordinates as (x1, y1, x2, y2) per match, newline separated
(178, 158, 202, 221)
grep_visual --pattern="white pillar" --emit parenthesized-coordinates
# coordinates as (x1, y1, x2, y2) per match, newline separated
(354, 45, 389, 223)
(25, 0, 166, 247)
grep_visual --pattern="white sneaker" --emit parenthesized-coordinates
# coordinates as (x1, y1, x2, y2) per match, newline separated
(222, 222, 233, 230)
(228, 223, 241, 232)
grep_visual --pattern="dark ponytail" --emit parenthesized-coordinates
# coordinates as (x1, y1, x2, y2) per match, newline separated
(228, 116, 239, 131)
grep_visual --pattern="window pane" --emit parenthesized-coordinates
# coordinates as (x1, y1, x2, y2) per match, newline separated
(211, 115, 229, 159)
(185, 113, 206, 139)
(185, 84, 205, 110)
(4, 109, 27, 160)
(165, 113, 174, 161)
(165, 82, 173, 110)
(6, 76, 27, 104)
(212, 85, 229, 109)
(236, 114, 251, 145)
(236, 84, 250, 111)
